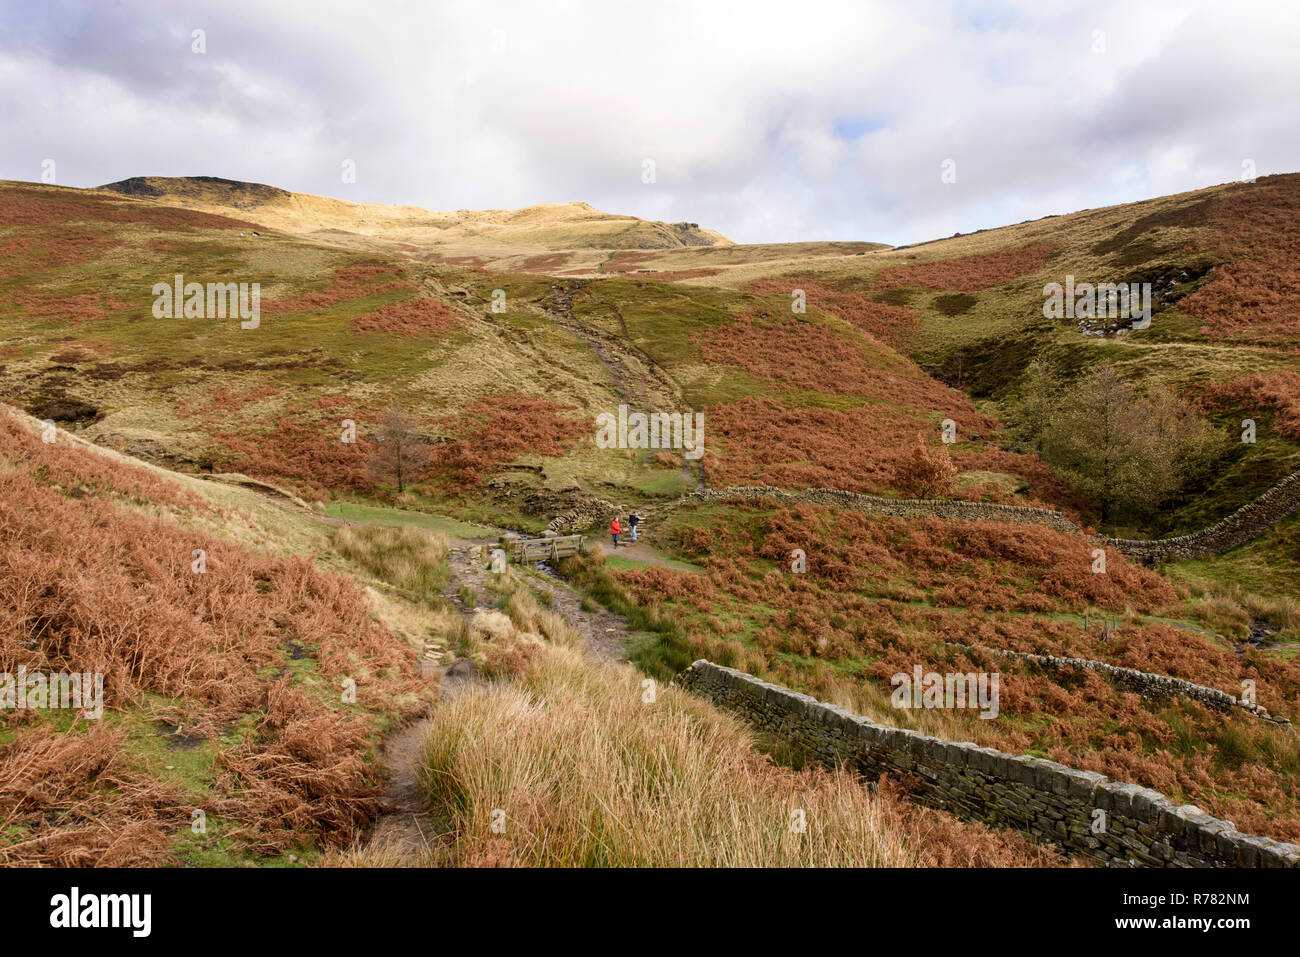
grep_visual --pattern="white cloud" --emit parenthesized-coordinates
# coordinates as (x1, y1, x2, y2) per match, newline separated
(1, 0, 1296, 244)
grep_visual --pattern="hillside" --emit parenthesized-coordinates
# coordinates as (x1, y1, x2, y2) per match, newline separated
(0, 406, 439, 864)
(6, 171, 1299, 543)
(0, 405, 1071, 867)
(3, 171, 1300, 866)
(4, 172, 1299, 571)
(0, 177, 1000, 526)
(97, 175, 734, 273)
(693, 174, 1300, 535)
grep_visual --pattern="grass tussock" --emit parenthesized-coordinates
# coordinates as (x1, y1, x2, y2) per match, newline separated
(418, 639, 1064, 867)
(334, 523, 450, 602)
(572, 499, 1300, 841)
(451, 566, 586, 675)
(1177, 575, 1300, 637)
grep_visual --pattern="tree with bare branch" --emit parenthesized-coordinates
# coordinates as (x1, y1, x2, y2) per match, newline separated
(367, 403, 430, 493)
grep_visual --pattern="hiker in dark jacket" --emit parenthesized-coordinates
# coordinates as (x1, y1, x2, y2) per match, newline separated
(628, 510, 640, 542)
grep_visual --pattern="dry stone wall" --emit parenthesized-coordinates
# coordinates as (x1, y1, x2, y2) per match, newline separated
(549, 471, 1300, 563)
(686, 485, 1081, 531)
(675, 660, 1300, 867)
(1102, 470, 1300, 561)
(545, 485, 1079, 536)
(947, 642, 1292, 728)
(546, 496, 618, 535)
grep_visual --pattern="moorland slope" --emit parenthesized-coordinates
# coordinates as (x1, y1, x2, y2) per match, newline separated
(4, 172, 1299, 861)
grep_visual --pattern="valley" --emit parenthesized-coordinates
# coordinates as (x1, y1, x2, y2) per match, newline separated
(3, 171, 1299, 868)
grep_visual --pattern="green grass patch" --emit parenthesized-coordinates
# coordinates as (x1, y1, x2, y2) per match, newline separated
(325, 500, 487, 539)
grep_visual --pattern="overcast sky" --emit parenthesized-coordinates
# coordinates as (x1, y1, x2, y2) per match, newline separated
(1, 0, 1297, 245)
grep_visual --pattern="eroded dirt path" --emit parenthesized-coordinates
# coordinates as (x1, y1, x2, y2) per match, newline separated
(366, 716, 441, 862)
(364, 529, 638, 862)
(536, 564, 632, 663)
(598, 536, 693, 572)
(446, 540, 633, 663)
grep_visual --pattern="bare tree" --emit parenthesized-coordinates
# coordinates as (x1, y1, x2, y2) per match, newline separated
(368, 403, 430, 493)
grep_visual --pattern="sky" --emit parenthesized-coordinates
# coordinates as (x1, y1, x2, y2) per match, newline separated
(1, 0, 1297, 246)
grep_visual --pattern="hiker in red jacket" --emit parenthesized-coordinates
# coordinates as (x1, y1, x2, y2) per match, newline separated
(610, 517, 622, 548)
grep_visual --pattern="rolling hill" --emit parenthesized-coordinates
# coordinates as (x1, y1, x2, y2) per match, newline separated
(97, 175, 734, 274)
(3, 171, 1300, 865)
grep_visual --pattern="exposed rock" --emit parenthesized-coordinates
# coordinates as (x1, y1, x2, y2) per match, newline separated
(443, 658, 479, 684)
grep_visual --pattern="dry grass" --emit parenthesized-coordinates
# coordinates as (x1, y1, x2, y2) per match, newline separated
(607, 500, 1300, 841)
(334, 523, 450, 602)
(427, 394, 590, 493)
(319, 838, 431, 868)
(1199, 370, 1300, 441)
(88, 177, 732, 254)
(352, 297, 462, 337)
(0, 183, 258, 230)
(207, 410, 378, 500)
(705, 395, 994, 494)
(262, 260, 408, 315)
(0, 408, 431, 864)
(875, 242, 1058, 293)
(745, 275, 921, 350)
(420, 568, 1066, 866)
(418, 639, 1065, 867)
(0, 724, 192, 866)
(1181, 175, 1300, 340)
(698, 308, 898, 396)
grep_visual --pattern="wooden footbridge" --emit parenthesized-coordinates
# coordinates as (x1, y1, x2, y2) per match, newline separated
(479, 534, 585, 566)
